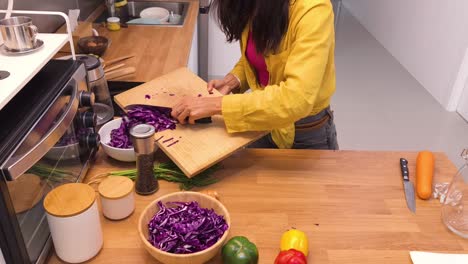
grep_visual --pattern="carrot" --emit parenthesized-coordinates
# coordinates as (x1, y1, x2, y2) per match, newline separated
(416, 151, 434, 200)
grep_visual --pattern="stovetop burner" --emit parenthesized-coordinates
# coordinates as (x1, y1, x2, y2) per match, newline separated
(0, 70, 9, 80)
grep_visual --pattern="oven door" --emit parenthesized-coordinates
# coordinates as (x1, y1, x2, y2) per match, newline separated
(0, 65, 96, 263)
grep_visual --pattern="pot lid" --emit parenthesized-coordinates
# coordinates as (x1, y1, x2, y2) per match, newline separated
(77, 55, 101, 71)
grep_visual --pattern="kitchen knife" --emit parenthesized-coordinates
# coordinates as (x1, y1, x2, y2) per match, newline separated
(124, 104, 212, 124)
(400, 158, 416, 213)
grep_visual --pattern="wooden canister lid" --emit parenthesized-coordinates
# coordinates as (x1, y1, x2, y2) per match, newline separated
(44, 183, 96, 217)
(98, 176, 134, 200)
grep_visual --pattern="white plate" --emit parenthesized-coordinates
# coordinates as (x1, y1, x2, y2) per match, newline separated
(139, 7, 170, 22)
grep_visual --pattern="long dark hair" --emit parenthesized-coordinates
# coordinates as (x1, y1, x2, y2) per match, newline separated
(212, 0, 290, 54)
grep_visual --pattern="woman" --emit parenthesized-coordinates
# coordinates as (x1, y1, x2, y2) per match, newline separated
(171, 0, 338, 150)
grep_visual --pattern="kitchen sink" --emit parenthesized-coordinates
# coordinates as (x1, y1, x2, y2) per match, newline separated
(93, 1, 190, 26)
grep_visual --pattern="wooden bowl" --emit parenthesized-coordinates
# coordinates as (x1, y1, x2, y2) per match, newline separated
(138, 192, 231, 264)
(77, 36, 109, 57)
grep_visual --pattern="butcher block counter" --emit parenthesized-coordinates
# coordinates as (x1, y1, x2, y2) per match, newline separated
(46, 149, 468, 264)
(79, 0, 199, 82)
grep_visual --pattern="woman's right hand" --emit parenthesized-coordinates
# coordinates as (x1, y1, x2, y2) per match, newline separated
(207, 73, 241, 95)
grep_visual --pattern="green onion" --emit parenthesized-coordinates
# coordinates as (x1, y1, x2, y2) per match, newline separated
(28, 162, 221, 191)
(109, 162, 220, 190)
(27, 164, 77, 183)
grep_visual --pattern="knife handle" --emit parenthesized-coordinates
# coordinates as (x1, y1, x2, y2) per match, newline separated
(194, 117, 212, 124)
(400, 158, 409, 181)
(184, 117, 212, 124)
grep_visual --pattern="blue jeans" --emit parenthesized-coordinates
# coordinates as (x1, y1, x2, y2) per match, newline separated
(249, 107, 339, 150)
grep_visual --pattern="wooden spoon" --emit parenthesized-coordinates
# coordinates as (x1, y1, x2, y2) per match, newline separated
(105, 67, 136, 80)
(103, 54, 135, 68)
(104, 63, 125, 73)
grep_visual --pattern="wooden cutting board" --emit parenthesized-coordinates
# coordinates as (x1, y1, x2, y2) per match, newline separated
(114, 67, 266, 177)
(7, 174, 44, 214)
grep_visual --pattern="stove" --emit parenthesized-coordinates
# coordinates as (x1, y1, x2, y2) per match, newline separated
(0, 59, 100, 263)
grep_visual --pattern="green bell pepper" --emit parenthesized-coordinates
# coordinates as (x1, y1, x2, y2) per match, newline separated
(222, 236, 259, 264)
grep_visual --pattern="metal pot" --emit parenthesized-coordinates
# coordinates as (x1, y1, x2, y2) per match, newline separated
(0, 16, 38, 52)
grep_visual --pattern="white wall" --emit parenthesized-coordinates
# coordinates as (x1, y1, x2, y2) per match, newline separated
(188, 21, 199, 75)
(343, 0, 468, 110)
(207, 16, 241, 80)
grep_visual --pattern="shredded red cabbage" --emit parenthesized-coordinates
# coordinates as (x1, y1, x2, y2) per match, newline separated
(109, 117, 133, 148)
(148, 201, 228, 254)
(167, 140, 179, 147)
(108, 106, 177, 148)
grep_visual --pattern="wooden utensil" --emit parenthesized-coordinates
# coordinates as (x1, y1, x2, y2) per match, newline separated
(103, 54, 135, 68)
(114, 67, 266, 177)
(105, 67, 136, 80)
(104, 63, 125, 73)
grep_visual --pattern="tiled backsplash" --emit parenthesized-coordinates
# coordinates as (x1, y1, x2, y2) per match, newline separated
(0, 0, 101, 33)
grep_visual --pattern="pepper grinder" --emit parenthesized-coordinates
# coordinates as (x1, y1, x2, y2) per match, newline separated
(130, 124, 159, 195)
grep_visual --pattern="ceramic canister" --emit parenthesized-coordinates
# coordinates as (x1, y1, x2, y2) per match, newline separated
(44, 183, 103, 263)
(98, 176, 135, 220)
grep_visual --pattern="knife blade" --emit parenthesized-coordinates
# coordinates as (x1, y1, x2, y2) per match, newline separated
(123, 104, 212, 124)
(400, 158, 416, 213)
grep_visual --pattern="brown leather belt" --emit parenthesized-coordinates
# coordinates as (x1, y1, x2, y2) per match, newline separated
(295, 107, 333, 131)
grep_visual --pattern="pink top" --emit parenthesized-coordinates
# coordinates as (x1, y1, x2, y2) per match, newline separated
(246, 31, 270, 87)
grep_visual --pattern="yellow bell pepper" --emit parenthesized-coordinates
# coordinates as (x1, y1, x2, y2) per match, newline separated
(280, 229, 309, 256)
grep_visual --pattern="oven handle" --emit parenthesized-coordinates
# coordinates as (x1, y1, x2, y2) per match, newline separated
(6, 81, 79, 180)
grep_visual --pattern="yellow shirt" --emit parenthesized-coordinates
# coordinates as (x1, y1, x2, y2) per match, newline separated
(222, 0, 336, 149)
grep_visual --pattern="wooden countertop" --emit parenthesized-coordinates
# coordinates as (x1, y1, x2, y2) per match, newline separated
(85, 0, 198, 82)
(47, 149, 468, 263)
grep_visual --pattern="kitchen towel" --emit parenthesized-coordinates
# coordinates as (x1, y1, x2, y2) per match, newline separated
(410, 251, 468, 264)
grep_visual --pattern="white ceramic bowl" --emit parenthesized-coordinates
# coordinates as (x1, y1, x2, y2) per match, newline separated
(98, 118, 136, 162)
(140, 7, 170, 22)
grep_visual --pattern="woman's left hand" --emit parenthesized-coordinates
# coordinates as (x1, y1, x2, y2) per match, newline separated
(171, 96, 223, 124)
